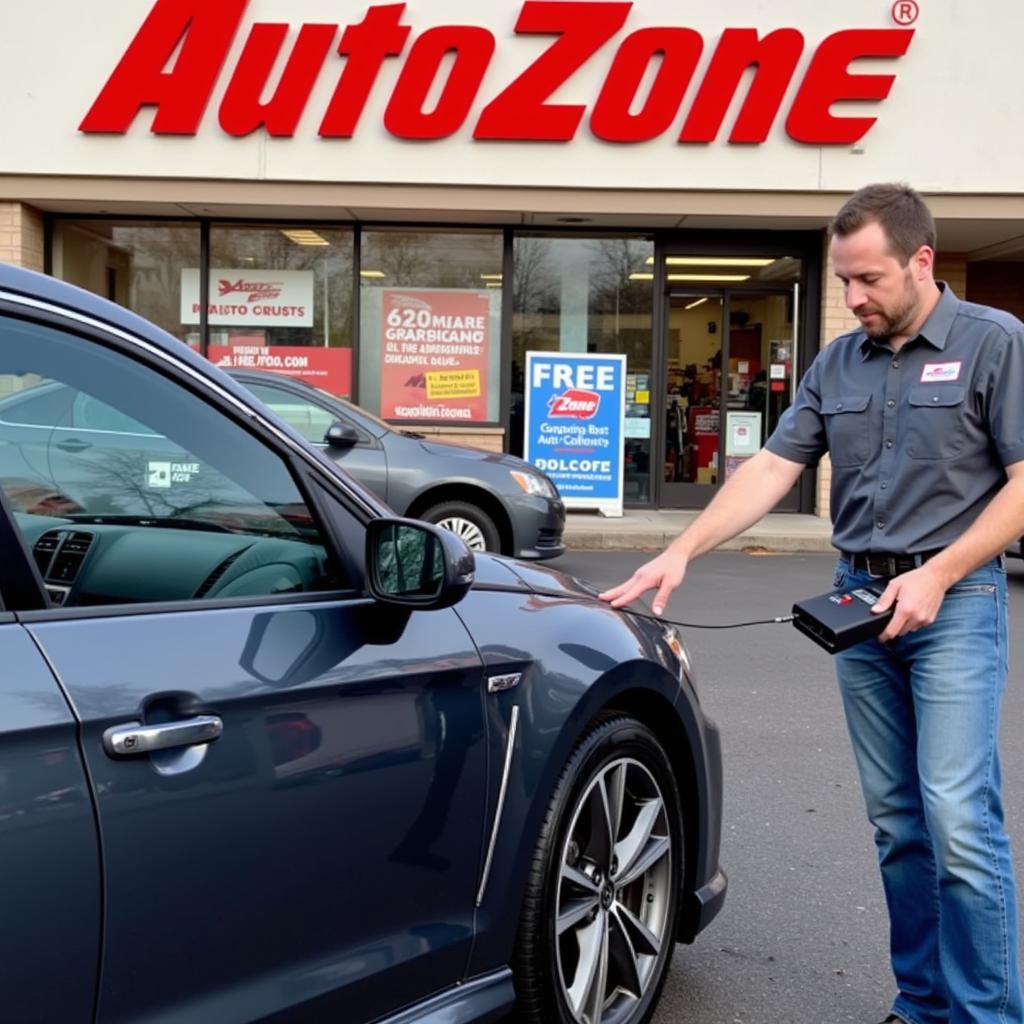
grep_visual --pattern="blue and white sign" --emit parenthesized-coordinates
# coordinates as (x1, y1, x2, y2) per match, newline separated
(524, 352, 626, 516)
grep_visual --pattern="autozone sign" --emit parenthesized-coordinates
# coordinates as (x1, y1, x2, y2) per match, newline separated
(79, 1, 915, 145)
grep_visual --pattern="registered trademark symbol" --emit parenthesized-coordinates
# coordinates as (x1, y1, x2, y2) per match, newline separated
(891, 0, 920, 25)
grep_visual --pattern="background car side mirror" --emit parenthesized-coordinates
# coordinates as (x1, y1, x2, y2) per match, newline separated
(324, 420, 360, 450)
(365, 517, 475, 610)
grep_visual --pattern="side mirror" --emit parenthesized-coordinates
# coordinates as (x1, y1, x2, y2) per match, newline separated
(365, 517, 475, 610)
(324, 420, 360, 450)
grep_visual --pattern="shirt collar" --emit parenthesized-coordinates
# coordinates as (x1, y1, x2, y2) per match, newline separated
(858, 282, 959, 358)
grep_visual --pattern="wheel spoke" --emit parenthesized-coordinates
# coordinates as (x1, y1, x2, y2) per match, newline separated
(558, 896, 600, 936)
(614, 798, 666, 885)
(605, 762, 627, 847)
(585, 777, 615, 872)
(567, 912, 608, 1021)
(613, 900, 662, 959)
(562, 862, 601, 896)
(617, 834, 670, 889)
(608, 905, 644, 999)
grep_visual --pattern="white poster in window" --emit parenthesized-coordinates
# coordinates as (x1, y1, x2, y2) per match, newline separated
(181, 269, 314, 327)
(726, 411, 762, 456)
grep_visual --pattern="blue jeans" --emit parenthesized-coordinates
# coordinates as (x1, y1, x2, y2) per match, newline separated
(833, 557, 1021, 1024)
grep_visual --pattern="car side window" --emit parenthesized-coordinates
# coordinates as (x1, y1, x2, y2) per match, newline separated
(0, 315, 350, 608)
(245, 382, 342, 446)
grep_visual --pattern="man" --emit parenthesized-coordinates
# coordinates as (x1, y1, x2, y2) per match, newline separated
(600, 183, 1024, 1024)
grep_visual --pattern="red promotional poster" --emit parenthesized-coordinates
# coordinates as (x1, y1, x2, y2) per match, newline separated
(207, 345, 352, 395)
(380, 289, 490, 421)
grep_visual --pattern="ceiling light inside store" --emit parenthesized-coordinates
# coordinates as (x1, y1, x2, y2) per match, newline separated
(281, 229, 330, 246)
(684, 297, 709, 310)
(480, 273, 503, 281)
(629, 273, 654, 281)
(359, 270, 387, 278)
(668, 273, 750, 282)
(485, 282, 502, 289)
(645, 256, 776, 267)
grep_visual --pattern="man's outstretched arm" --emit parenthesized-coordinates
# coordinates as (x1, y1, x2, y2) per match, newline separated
(599, 448, 806, 614)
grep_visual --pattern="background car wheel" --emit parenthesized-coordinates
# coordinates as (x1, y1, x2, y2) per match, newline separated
(513, 716, 683, 1024)
(421, 500, 501, 553)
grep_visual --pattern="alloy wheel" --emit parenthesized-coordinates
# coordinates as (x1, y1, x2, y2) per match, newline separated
(555, 757, 673, 1024)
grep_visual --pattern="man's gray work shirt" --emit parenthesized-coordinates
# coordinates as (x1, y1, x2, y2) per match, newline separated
(765, 284, 1024, 554)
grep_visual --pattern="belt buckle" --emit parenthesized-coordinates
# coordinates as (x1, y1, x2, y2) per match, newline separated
(866, 554, 896, 577)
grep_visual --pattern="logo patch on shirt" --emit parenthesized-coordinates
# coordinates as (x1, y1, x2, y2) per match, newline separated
(920, 361, 961, 383)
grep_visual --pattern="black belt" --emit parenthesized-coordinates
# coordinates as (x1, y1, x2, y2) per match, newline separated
(842, 549, 942, 577)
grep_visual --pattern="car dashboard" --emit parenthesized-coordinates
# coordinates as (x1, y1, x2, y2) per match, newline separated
(15, 512, 331, 607)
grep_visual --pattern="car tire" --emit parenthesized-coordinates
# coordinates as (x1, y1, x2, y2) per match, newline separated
(513, 715, 683, 1024)
(421, 500, 501, 553)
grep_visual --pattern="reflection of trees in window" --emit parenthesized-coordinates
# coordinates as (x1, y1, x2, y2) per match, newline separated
(363, 232, 501, 290)
(513, 237, 555, 315)
(210, 227, 354, 349)
(591, 239, 652, 316)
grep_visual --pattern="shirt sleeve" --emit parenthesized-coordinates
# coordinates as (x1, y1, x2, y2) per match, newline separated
(763, 350, 828, 466)
(985, 328, 1024, 467)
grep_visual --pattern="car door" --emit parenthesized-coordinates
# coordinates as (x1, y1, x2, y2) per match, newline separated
(0, 522, 102, 1023)
(242, 379, 390, 504)
(0, 308, 489, 1024)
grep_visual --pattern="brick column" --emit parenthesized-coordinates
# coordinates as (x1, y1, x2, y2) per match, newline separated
(0, 202, 45, 272)
(935, 252, 967, 296)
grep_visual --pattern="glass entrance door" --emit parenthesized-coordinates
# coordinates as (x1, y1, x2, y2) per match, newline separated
(661, 282, 801, 510)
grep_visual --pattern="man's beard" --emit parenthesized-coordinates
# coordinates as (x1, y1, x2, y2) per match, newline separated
(856, 273, 919, 340)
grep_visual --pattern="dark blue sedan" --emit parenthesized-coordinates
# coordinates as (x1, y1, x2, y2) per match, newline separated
(0, 262, 725, 1024)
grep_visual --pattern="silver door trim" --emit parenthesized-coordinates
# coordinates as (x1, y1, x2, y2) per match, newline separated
(476, 704, 519, 907)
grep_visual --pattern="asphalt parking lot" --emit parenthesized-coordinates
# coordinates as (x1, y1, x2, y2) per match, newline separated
(553, 550, 1024, 1023)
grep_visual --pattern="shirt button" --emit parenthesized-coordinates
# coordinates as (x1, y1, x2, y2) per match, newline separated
(885, 440, 894, 448)
(836, 402, 844, 410)
(876, 521, 885, 529)
(881, 482, 888, 490)
(887, 399, 896, 408)
(892, 360, 900, 369)
(932, 395, 940, 403)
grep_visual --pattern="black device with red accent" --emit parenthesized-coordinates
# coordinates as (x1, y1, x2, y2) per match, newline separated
(791, 579, 894, 653)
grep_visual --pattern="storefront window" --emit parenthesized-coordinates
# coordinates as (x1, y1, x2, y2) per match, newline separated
(511, 235, 654, 503)
(52, 220, 200, 343)
(358, 229, 503, 423)
(208, 225, 354, 396)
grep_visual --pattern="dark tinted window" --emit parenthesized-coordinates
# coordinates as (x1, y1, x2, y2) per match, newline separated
(0, 316, 347, 607)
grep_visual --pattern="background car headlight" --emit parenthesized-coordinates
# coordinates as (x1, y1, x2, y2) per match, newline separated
(510, 469, 558, 499)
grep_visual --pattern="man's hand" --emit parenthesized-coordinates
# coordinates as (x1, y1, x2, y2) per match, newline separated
(599, 549, 687, 616)
(872, 564, 950, 642)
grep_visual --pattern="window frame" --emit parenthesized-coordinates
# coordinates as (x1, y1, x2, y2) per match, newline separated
(0, 297, 382, 621)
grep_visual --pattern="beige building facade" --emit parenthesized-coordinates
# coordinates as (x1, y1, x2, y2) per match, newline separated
(3, 0, 1024, 514)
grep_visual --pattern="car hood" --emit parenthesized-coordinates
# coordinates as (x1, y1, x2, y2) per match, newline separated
(417, 439, 532, 471)
(471, 552, 603, 601)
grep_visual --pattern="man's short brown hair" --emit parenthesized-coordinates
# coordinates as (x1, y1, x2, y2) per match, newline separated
(830, 183, 937, 265)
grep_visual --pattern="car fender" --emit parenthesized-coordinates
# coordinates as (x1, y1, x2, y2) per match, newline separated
(455, 590, 717, 976)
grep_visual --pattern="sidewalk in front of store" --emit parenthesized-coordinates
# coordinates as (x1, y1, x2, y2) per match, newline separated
(564, 509, 836, 553)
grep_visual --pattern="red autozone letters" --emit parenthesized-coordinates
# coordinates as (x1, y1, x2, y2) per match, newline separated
(79, 0, 915, 145)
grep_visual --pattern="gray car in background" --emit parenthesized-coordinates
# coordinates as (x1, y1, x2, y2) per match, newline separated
(229, 370, 566, 559)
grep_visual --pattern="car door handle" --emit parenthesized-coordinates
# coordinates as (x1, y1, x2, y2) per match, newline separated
(55, 438, 92, 453)
(103, 715, 223, 757)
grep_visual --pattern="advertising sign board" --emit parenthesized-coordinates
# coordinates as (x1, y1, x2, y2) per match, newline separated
(525, 352, 626, 515)
(380, 288, 490, 421)
(207, 344, 351, 395)
(181, 268, 314, 327)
